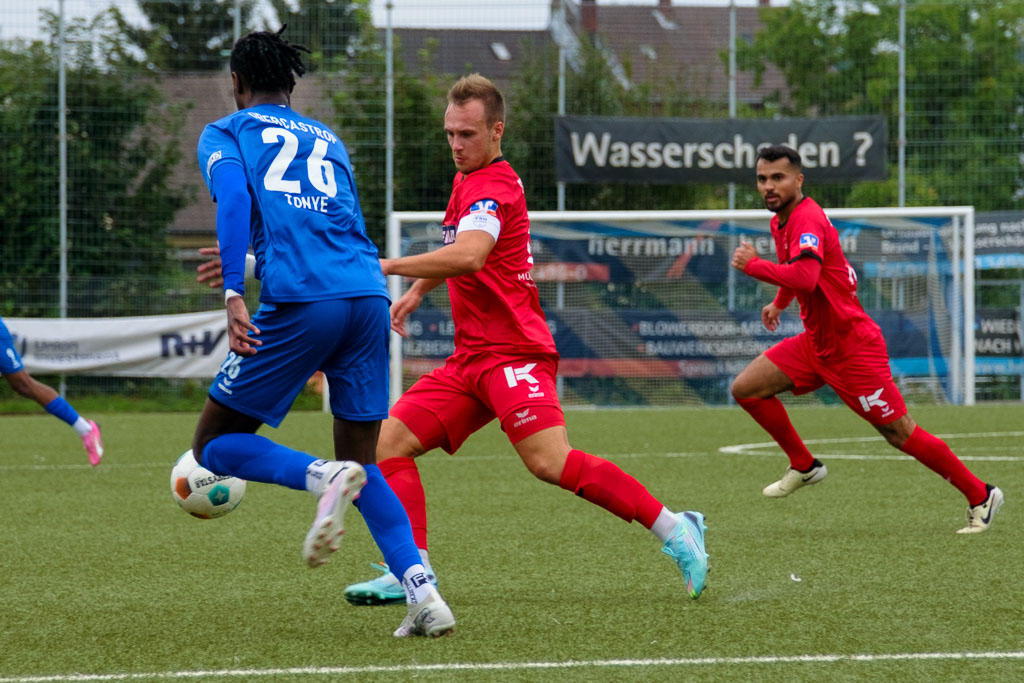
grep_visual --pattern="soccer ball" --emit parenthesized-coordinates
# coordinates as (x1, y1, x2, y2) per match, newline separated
(170, 449, 246, 519)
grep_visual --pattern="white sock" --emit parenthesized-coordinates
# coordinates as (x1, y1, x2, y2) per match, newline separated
(650, 507, 680, 543)
(401, 564, 435, 604)
(72, 417, 92, 437)
(418, 549, 430, 571)
(304, 459, 338, 497)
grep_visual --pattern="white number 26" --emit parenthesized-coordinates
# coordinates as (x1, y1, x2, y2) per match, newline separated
(261, 127, 337, 197)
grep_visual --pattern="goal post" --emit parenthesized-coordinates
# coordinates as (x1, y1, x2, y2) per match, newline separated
(387, 206, 976, 408)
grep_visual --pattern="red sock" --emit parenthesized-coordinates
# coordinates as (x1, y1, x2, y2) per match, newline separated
(900, 426, 988, 505)
(379, 457, 428, 550)
(736, 396, 816, 471)
(558, 449, 664, 528)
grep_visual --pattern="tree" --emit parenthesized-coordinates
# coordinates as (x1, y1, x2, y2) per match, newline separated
(738, 0, 1024, 210)
(120, 0, 253, 71)
(269, 0, 368, 72)
(332, 28, 453, 248)
(0, 10, 190, 316)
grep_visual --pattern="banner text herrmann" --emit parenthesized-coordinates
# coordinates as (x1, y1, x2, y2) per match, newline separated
(554, 115, 888, 184)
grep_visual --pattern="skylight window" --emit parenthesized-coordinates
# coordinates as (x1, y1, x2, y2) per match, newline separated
(490, 42, 512, 61)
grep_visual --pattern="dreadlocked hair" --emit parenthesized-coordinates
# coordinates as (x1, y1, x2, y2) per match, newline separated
(230, 26, 310, 94)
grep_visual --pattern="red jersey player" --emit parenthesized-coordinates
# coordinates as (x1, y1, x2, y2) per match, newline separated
(343, 74, 709, 605)
(730, 145, 1002, 534)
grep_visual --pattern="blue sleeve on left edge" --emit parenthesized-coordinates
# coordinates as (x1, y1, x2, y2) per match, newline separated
(211, 162, 250, 295)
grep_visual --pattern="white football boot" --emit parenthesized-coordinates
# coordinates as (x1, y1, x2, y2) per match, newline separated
(303, 461, 367, 568)
(393, 585, 456, 638)
(762, 462, 827, 498)
(957, 485, 1003, 534)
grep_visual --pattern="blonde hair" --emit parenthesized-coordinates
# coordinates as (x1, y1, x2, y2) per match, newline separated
(448, 73, 505, 126)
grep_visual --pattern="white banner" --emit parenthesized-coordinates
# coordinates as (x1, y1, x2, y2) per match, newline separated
(6, 311, 228, 378)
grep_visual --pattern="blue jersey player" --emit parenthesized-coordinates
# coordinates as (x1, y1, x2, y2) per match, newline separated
(192, 27, 454, 638)
(0, 315, 103, 465)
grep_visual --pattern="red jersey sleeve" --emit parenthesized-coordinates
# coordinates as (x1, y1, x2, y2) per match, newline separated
(744, 255, 822, 292)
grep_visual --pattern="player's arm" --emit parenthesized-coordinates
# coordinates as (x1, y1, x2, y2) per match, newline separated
(732, 240, 821, 293)
(197, 249, 256, 289)
(380, 230, 495, 280)
(388, 277, 445, 337)
(210, 162, 261, 355)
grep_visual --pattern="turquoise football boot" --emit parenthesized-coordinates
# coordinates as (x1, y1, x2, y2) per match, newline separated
(344, 561, 437, 606)
(661, 511, 709, 599)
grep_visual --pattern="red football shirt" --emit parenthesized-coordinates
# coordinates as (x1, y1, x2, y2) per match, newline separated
(744, 197, 880, 357)
(442, 158, 557, 358)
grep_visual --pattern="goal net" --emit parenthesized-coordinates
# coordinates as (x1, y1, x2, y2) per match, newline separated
(387, 207, 975, 408)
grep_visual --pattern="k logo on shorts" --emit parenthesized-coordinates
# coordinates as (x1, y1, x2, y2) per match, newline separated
(504, 362, 539, 388)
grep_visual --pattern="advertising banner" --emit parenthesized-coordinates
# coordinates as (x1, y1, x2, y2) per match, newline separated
(555, 115, 888, 184)
(5, 310, 228, 378)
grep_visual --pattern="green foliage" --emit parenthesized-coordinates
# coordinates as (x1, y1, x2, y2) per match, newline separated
(119, 0, 251, 71)
(739, 0, 1024, 210)
(332, 29, 452, 248)
(0, 11, 190, 316)
(270, 0, 369, 72)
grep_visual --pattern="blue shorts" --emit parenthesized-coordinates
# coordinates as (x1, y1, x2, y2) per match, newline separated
(209, 297, 390, 427)
(0, 316, 26, 375)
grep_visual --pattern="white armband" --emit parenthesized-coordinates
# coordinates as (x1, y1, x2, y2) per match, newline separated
(225, 288, 243, 303)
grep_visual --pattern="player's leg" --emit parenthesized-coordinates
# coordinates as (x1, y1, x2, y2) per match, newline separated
(193, 396, 326, 490)
(327, 297, 454, 635)
(837, 363, 1000, 533)
(732, 336, 827, 496)
(193, 301, 373, 566)
(511, 423, 708, 599)
(489, 354, 708, 598)
(1, 317, 103, 465)
(344, 367, 490, 607)
(874, 413, 999, 531)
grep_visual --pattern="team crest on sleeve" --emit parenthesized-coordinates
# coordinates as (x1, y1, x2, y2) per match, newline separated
(469, 199, 499, 228)
(798, 232, 820, 252)
(206, 150, 222, 179)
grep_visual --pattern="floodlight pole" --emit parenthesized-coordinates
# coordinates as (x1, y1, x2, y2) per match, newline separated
(898, 0, 906, 207)
(58, 0, 68, 397)
(557, 0, 566, 212)
(726, 0, 737, 314)
(386, 2, 403, 407)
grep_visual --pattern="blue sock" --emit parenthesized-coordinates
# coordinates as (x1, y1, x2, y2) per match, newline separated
(355, 464, 422, 579)
(203, 433, 314, 491)
(44, 397, 79, 426)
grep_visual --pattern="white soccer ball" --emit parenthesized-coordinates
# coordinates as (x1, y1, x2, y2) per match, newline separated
(170, 449, 246, 519)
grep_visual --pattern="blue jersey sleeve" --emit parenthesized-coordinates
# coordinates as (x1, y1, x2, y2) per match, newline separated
(197, 123, 243, 200)
(211, 163, 251, 295)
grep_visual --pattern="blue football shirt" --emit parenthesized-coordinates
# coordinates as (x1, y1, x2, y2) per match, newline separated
(197, 103, 387, 303)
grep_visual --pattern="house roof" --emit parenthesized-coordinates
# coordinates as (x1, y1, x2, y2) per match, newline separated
(391, 28, 555, 84)
(579, 3, 786, 103)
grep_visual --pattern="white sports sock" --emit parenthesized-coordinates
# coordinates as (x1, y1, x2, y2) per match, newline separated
(650, 506, 679, 543)
(304, 459, 339, 497)
(401, 564, 435, 604)
(418, 549, 430, 570)
(72, 417, 92, 437)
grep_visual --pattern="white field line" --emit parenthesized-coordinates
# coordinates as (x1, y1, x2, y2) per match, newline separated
(2, 651, 1024, 682)
(4, 430, 1021, 471)
(720, 431, 1024, 461)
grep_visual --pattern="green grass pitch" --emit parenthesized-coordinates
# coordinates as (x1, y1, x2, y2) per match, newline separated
(0, 403, 1021, 682)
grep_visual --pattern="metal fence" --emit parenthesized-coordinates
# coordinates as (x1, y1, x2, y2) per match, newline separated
(1, 0, 1022, 405)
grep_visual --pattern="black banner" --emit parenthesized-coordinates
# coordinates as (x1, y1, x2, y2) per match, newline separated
(554, 115, 888, 184)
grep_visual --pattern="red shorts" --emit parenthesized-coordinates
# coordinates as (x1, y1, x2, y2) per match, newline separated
(390, 352, 565, 453)
(765, 331, 907, 426)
